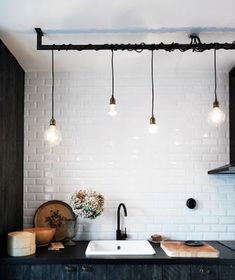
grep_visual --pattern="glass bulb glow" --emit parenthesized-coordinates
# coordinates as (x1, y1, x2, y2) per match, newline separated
(108, 103, 117, 116)
(44, 124, 62, 146)
(208, 106, 226, 127)
(148, 123, 157, 134)
(148, 116, 157, 134)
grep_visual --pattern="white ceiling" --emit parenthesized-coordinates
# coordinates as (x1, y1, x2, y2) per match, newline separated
(1, 0, 235, 72)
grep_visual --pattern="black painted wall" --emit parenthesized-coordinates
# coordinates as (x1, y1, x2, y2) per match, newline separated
(0, 40, 24, 255)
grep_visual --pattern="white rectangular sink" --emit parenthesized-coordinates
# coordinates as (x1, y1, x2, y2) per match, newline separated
(85, 240, 155, 256)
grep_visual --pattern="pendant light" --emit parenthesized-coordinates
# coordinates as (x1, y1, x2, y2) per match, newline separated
(108, 49, 117, 116)
(148, 50, 157, 134)
(207, 49, 226, 127)
(44, 49, 62, 146)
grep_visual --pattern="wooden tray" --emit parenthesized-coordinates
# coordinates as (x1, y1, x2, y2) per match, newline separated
(34, 200, 75, 241)
(160, 241, 219, 258)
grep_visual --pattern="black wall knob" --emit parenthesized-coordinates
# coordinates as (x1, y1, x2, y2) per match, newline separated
(186, 198, 197, 209)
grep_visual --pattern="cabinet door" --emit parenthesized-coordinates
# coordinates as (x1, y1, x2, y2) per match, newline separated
(106, 265, 161, 280)
(162, 265, 190, 280)
(1, 264, 79, 280)
(133, 265, 162, 280)
(28, 265, 51, 280)
(191, 265, 218, 280)
(106, 265, 131, 280)
(0, 264, 30, 280)
(219, 265, 235, 280)
(50, 264, 79, 280)
(79, 264, 106, 280)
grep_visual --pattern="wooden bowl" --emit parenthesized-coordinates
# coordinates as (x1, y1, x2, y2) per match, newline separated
(24, 227, 56, 247)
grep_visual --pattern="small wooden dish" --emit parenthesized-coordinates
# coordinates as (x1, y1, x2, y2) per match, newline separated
(24, 227, 56, 247)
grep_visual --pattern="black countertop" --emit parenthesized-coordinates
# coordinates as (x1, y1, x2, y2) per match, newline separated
(1, 241, 235, 265)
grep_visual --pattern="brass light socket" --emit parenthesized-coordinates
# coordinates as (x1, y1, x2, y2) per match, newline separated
(213, 99, 219, 108)
(110, 96, 116, 105)
(150, 116, 156, 125)
(50, 118, 56, 126)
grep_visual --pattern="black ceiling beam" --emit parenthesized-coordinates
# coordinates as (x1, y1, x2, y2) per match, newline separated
(35, 28, 235, 52)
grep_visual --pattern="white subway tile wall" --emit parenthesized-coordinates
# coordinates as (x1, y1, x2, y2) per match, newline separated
(24, 69, 234, 240)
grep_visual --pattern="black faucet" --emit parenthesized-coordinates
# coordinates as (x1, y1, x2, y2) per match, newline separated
(116, 203, 128, 240)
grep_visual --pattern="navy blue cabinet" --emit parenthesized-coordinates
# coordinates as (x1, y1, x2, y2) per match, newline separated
(219, 265, 235, 280)
(80, 264, 106, 280)
(79, 264, 162, 280)
(133, 265, 162, 280)
(1, 264, 79, 280)
(191, 265, 219, 280)
(1, 264, 29, 280)
(1, 263, 235, 280)
(106, 264, 162, 280)
(162, 265, 190, 280)
(51, 265, 79, 280)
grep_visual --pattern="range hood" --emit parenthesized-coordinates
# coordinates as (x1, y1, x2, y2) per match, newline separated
(208, 67, 235, 174)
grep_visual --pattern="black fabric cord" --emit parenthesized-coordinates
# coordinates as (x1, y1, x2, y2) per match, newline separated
(151, 50, 155, 118)
(51, 49, 55, 120)
(214, 49, 218, 102)
(111, 49, 114, 97)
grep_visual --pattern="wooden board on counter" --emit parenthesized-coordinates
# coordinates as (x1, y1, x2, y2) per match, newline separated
(160, 241, 219, 258)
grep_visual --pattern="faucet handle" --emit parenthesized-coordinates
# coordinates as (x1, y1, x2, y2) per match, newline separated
(122, 228, 127, 239)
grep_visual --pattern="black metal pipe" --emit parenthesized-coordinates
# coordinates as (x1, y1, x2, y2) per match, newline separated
(35, 28, 235, 52)
(35, 28, 43, 50)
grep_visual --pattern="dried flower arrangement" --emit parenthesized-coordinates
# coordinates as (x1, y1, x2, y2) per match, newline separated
(70, 189, 104, 219)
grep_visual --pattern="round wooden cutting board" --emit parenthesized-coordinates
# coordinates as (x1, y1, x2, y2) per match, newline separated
(34, 200, 76, 241)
